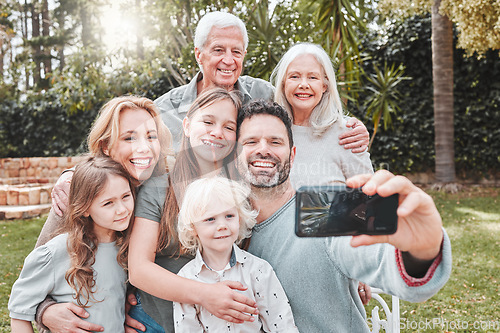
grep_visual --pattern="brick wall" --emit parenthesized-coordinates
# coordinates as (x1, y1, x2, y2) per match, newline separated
(0, 156, 85, 208)
(0, 156, 85, 185)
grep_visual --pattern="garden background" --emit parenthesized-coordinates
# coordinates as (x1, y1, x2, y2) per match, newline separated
(0, 0, 499, 332)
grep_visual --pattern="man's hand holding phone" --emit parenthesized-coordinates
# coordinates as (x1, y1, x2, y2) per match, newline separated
(346, 170, 444, 261)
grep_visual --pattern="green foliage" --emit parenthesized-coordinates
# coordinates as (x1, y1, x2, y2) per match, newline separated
(0, 49, 177, 158)
(351, 15, 500, 176)
(364, 62, 409, 150)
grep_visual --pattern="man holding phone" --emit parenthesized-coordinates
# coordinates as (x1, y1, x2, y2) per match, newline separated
(236, 100, 452, 333)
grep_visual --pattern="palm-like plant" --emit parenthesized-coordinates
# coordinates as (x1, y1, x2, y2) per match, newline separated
(364, 63, 409, 151)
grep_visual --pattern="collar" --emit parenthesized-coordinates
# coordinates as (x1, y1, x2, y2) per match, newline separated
(178, 72, 252, 115)
(193, 244, 249, 274)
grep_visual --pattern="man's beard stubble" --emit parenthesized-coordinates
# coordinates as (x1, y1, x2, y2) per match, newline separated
(241, 154, 292, 189)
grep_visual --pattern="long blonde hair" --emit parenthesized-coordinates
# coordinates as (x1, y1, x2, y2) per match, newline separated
(87, 95, 174, 176)
(63, 156, 135, 307)
(158, 88, 242, 254)
(271, 43, 345, 136)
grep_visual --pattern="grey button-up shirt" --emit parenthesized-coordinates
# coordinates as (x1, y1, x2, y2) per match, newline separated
(154, 72, 274, 152)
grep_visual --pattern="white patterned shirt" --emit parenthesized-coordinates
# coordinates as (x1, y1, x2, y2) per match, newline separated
(173, 244, 298, 332)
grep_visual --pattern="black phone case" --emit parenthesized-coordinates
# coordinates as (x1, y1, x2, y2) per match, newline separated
(295, 185, 399, 237)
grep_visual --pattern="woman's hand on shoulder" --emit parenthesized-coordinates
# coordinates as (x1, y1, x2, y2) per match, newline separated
(200, 281, 258, 323)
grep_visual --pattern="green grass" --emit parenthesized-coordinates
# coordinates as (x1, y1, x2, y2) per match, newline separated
(1, 187, 499, 333)
(0, 216, 46, 332)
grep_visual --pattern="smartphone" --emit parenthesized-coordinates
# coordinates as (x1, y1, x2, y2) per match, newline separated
(295, 185, 399, 237)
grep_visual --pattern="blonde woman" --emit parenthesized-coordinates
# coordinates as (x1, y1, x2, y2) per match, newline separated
(35, 95, 172, 333)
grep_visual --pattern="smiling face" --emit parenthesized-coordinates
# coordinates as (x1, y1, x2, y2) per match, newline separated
(237, 114, 295, 188)
(284, 53, 327, 119)
(106, 108, 161, 182)
(195, 26, 246, 90)
(193, 201, 240, 264)
(183, 99, 237, 167)
(85, 174, 134, 243)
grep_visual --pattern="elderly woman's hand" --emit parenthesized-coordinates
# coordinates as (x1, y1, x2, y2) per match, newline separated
(339, 117, 370, 153)
(358, 282, 372, 305)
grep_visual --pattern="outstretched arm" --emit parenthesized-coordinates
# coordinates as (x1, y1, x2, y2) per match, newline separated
(128, 217, 258, 323)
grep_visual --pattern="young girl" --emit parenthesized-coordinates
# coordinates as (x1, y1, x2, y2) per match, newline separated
(173, 177, 298, 332)
(128, 88, 259, 332)
(9, 156, 135, 333)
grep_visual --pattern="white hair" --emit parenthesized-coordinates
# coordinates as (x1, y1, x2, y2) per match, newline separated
(194, 11, 248, 51)
(271, 43, 345, 136)
(177, 177, 258, 255)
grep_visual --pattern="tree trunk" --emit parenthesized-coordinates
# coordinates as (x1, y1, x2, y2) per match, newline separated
(432, 0, 455, 182)
(42, 0, 51, 74)
(0, 36, 4, 80)
(23, 0, 30, 89)
(31, 0, 41, 86)
(135, 0, 144, 59)
(81, 2, 91, 48)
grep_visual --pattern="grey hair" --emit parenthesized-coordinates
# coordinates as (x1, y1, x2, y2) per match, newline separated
(270, 42, 345, 136)
(194, 11, 248, 51)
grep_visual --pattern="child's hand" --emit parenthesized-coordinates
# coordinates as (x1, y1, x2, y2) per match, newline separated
(201, 281, 259, 323)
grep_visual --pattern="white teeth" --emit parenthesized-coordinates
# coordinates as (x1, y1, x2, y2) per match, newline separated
(131, 158, 150, 166)
(296, 94, 311, 98)
(252, 161, 275, 168)
(219, 69, 233, 73)
(202, 140, 224, 148)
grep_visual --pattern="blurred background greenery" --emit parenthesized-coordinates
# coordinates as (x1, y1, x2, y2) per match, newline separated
(0, 0, 498, 180)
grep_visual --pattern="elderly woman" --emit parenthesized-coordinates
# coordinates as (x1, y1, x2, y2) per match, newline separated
(271, 42, 374, 189)
(271, 42, 374, 304)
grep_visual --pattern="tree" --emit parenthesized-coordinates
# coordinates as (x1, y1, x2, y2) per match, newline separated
(431, 0, 455, 182)
(304, 0, 372, 88)
(378, 0, 499, 183)
(364, 62, 408, 151)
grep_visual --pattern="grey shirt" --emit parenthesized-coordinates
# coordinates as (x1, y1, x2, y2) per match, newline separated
(154, 72, 274, 151)
(247, 197, 452, 333)
(9, 234, 127, 332)
(134, 174, 193, 332)
(290, 118, 374, 189)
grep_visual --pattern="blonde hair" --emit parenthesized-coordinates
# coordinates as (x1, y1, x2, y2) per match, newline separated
(63, 156, 135, 307)
(177, 177, 258, 255)
(87, 95, 174, 176)
(271, 43, 345, 136)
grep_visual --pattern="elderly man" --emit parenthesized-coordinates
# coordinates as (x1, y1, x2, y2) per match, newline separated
(236, 100, 452, 332)
(155, 11, 369, 152)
